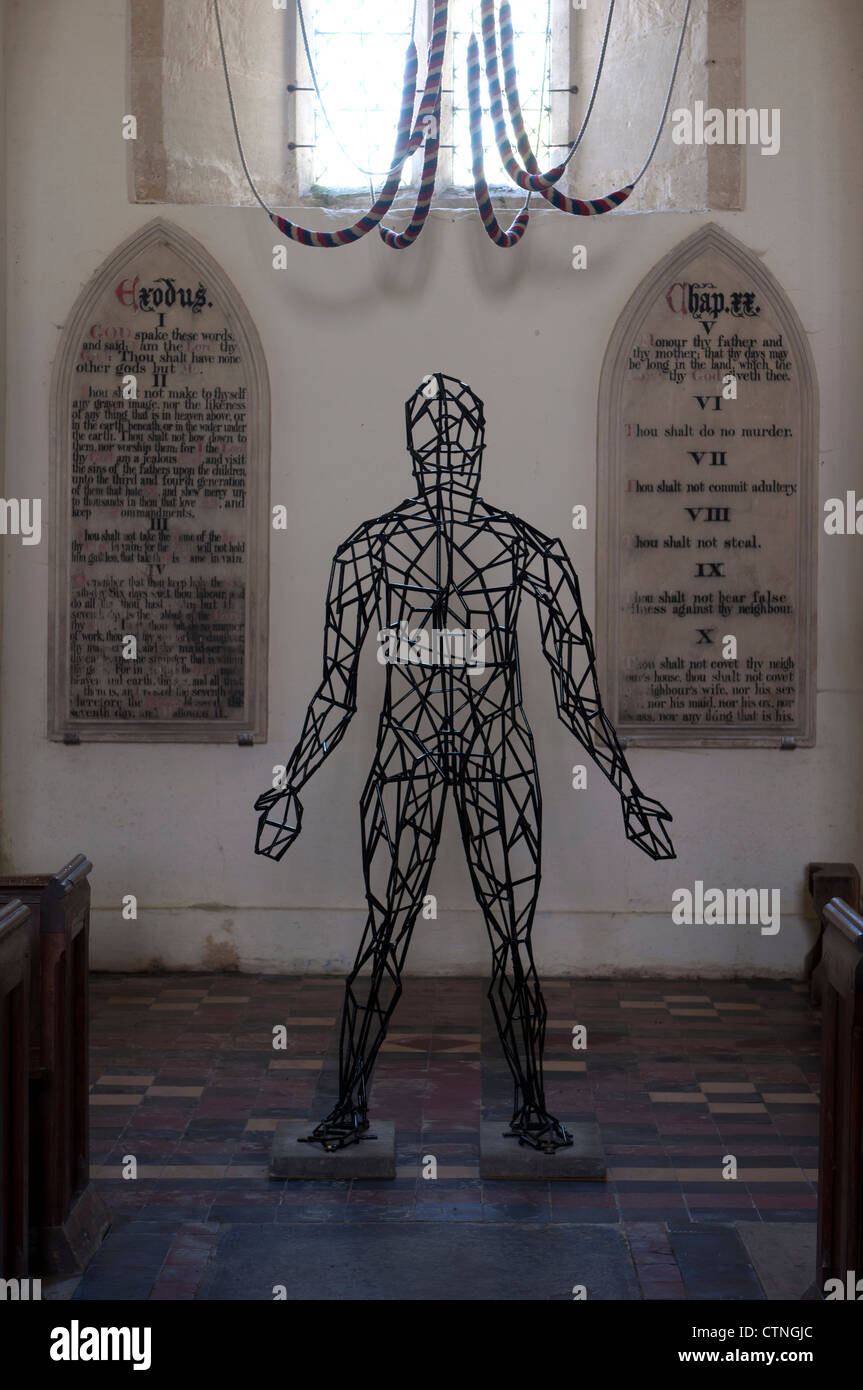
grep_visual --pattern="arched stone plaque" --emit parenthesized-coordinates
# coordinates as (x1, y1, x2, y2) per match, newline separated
(49, 218, 269, 741)
(598, 224, 817, 747)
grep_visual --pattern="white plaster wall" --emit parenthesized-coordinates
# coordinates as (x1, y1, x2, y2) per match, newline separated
(3, 0, 862, 977)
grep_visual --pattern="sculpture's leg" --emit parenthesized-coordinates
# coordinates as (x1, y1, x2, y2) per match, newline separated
(455, 735, 571, 1153)
(303, 742, 446, 1151)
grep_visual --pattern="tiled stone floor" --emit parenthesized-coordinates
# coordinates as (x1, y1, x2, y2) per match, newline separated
(54, 974, 820, 1300)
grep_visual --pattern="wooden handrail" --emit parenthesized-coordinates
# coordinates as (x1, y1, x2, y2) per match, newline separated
(807, 863, 861, 1005)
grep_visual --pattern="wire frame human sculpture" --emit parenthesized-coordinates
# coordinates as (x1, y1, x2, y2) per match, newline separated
(254, 374, 675, 1154)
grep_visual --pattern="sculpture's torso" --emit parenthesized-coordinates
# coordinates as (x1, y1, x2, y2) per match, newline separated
(372, 495, 536, 779)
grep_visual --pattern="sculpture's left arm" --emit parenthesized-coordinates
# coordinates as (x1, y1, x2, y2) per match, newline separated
(523, 528, 675, 861)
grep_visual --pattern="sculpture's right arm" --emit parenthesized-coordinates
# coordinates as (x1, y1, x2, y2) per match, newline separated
(254, 523, 379, 858)
(282, 524, 379, 790)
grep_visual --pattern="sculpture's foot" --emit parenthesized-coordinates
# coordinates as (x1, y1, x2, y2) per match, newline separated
(504, 1107, 573, 1154)
(298, 1107, 374, 1153)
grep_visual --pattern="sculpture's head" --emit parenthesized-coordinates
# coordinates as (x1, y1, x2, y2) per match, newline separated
(405, 373, 485, 488)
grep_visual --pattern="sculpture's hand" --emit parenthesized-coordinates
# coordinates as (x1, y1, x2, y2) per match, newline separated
(254, 787, 303, 861)
(622, 792, 675, 861)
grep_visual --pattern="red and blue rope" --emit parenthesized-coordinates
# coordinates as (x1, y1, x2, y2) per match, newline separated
(468, 33, 530, 248)
(480, 0, 564, 193)
(268, 42, 418, 247)
(498, 0, 632, 216)
(379, 0, 448, 249)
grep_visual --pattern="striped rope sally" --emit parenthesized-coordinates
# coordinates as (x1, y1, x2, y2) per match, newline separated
(468, 33, 530, 248)
(215, 0, 421, 248)
(268, 43, 418, 247)
(479, 0, 564, 193)
(498, 0, 632, 216)
(379, 0, 448, 249)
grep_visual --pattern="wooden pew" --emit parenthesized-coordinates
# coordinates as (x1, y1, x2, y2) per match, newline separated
(0, 899, 31, 1278)
(0, 856, 109, 1275)
(814, 896, 863, 1297)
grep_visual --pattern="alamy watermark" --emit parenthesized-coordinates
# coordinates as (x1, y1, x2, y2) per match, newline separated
(50, 1321, 151, 1370)
(0, 497, 41, 545)
(377, 622, 487, 675)
(671, 102, 781, 157)
(672, 880, 781, 936)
